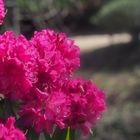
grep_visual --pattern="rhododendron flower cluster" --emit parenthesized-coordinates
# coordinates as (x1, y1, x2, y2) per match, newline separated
(0, 29, 106, 137)
(0, 117, 26, 140)
(0, 0, 4, 24)
(0, 31, 37, 100)
(0, 1, 106, 140)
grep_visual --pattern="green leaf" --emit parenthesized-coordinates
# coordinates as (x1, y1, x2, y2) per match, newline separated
(65, 127, 70, 140)
(43, 127, 75, 140)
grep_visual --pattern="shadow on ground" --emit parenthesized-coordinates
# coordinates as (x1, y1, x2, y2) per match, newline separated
(80, 42, 140, 72)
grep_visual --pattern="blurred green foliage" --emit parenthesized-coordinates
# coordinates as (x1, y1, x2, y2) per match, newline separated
(6, 0, 96, 34)
(5, 0, 140, 36)
(16, 0, 88, 14)
(92, 0, 140, 32)
(4, 0, 104, 35)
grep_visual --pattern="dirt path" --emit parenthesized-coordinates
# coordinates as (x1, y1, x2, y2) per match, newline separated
(71, 33, 131, 52)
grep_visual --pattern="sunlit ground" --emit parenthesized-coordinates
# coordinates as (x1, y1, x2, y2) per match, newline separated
(72, 33, 131, 53)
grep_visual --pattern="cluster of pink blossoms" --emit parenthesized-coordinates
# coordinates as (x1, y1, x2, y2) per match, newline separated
(0, 117, 26, 140)
(0, 0, 4, 24)
(0, 29, 106, 137)
(0, 0, 106, 139)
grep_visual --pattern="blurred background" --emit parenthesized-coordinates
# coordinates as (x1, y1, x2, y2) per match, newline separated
(2, 0, 140, 140)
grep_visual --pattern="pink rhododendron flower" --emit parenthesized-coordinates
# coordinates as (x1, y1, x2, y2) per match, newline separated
(31, 29, 80, 75)
(0, 117, 26, 140)
(0, 31, 37, 100)
(0, 0, 4, 24)
(19, 87, 70, 134)
(63, 78, 106, 135)
(30, 30, 80, 90)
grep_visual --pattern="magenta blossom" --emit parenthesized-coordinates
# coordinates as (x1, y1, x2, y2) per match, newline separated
(0, 117, 26, 140)
(31, 29, 80, 75)
(30, 30, 80, 92)
(63, 78, 106, 135)
(0, 0, 4, 24)
(0, 31, 37, 100)
(19, 87, 70, 134)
